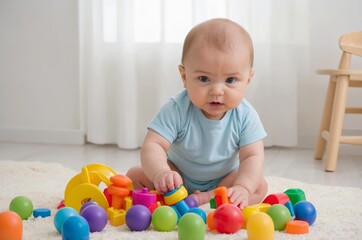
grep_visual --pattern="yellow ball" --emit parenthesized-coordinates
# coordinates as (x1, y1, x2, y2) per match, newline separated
(241, 206, 259, 229)
(247, 212, 274, 240)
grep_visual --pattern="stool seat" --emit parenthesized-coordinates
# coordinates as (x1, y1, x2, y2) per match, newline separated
(314, 32, 362, 172)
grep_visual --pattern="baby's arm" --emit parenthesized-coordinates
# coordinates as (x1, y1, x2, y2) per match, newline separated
(228, 140, 265, 208)
(141, 130, 183, 193)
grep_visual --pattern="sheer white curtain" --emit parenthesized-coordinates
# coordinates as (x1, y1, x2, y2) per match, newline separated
(80, 0, 307, 149)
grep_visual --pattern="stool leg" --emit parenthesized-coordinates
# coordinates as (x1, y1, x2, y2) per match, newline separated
(324, 76, 349, 172)
(315, 79, 336, 159)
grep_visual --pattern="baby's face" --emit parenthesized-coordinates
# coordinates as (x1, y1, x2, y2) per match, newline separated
(179, 41, 253, 120)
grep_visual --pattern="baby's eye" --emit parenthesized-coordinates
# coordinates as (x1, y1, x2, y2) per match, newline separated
(226, 77, 237, 84)
(198, 76, 210, 82)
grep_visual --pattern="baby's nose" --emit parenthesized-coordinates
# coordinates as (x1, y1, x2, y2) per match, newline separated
(210, 83, 224, 95)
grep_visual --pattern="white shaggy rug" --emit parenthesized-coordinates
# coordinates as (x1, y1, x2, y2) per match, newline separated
(1, 160, 362, 240)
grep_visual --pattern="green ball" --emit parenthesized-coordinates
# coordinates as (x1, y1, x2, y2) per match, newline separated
(9, 196, 33, 220)
(266, 204, 291, 231)
(178, 213, 205, 240)
(152, 206, 177, 232)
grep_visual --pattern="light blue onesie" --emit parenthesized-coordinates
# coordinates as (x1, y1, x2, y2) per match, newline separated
(148, 90, 267, 194)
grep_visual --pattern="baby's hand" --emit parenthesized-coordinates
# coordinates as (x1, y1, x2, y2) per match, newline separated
(227, 185, 250, 209)
(153, 169, 182, 194)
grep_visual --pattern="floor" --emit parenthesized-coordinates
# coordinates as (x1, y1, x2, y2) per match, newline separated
(0, 142, 361, 188)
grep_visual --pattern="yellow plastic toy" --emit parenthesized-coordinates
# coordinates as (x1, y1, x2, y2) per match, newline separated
(64, 164, 118, 212)
(164, 185, 188, 206)
(247, 212, 274, 240)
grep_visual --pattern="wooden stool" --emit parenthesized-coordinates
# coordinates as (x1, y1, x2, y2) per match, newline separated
(314, 32, 362, 171)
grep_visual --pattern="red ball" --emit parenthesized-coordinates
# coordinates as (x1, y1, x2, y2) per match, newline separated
(213, 204, 243, 234)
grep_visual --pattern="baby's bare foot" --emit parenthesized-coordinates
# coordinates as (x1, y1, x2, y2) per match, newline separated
(189, 190, 214, 206)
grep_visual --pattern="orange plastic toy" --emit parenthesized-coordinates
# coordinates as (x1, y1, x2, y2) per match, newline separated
(0, 211, 23, 240)
(285, 220, 309, 234)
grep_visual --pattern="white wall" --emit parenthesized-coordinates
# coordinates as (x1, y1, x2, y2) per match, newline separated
(0, 0, 83, 144)
(299, 0, 362, 149)
(0, 0, 361, 148)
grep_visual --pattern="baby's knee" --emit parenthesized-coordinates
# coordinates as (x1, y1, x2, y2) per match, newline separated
(126, 165, 143, 181)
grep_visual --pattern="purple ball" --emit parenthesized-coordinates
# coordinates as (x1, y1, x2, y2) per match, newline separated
(126, 205, 152, 231)
(80, 205, 107, 232)
(80, 201, 98, 214)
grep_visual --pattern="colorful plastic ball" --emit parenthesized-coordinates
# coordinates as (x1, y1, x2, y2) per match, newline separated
(151, 206, 177, 232)
(206, 210, 216, 231)
(80, 204, 108, 232)
(9, 196, 33, 220)
(247, 212, 274, 240)
(80, 201, 98, 214)
(61, 215, 90, 240)
(126, 205, 152, 231)
(266, 204, 291, 230)
(178, 213, 205, 240)
(213, 204, 243, 234)
(0, 211, 23, 240)
(54, 207, 79, 233)
(184, 195, 198, 208)
(294, 201, 317, 225)
(188, 207, 206, 223)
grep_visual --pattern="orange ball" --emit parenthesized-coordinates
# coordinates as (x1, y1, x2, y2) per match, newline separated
(0, 211, 23, 240)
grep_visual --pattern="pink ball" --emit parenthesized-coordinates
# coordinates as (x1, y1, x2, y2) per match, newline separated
(213, 204, 243, 234)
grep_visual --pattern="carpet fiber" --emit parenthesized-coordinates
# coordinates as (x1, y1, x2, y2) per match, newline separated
(1, 160, 362, 239)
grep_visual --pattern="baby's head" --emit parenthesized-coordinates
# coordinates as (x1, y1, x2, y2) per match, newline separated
(181, 18, 254, 69)
(179, 19, 255, 120)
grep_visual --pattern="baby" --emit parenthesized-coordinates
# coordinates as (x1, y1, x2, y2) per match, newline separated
(127, 18, 267, 208)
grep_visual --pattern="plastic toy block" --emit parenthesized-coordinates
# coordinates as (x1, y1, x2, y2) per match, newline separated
(176, 200, 190, 216)
(150, 190, 165, 205)
(108, 185, 130, 209)
(248, 203, 271, 212)
(124, 197, 132, 210)
(107, 207, 126, 226)
(33, 208, 51, 218)
(284, 188, 306, 205)
(132, 188, 157, 207)
(209, 198, 216, 209)
(284, 201, 295, 217)
(214, 187, 229, 207)
(171, 205, 181, 222)
(262, 193, 290, 205)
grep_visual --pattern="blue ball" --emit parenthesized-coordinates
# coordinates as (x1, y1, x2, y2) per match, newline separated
(294, 201, 317, 225)
(62, 215, 90, 240)
(188, 207, 207, 223)
(126, 205, 151, 231)
(54, 207, 78, 233)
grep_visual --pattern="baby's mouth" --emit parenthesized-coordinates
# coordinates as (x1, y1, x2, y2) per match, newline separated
(210, 102, 223, 106)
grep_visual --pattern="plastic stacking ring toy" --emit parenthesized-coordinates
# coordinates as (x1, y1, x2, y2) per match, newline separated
(164, 185, 188, 206)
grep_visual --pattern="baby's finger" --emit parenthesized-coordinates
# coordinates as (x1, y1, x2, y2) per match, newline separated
(173, 174, 183, 189)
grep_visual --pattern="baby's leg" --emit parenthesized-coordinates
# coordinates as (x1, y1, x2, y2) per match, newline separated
(126, 166, 155, 190)
(189, 190, 215, 206)
(218, 170, 268, 206)
(126, 161, 183, 191)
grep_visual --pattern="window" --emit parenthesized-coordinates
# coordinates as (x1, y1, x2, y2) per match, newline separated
(102, 0, 230, 43)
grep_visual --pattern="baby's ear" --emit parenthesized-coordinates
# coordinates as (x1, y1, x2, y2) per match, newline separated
(247, 70, 254, 84)
(178, 64, 187, 83)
